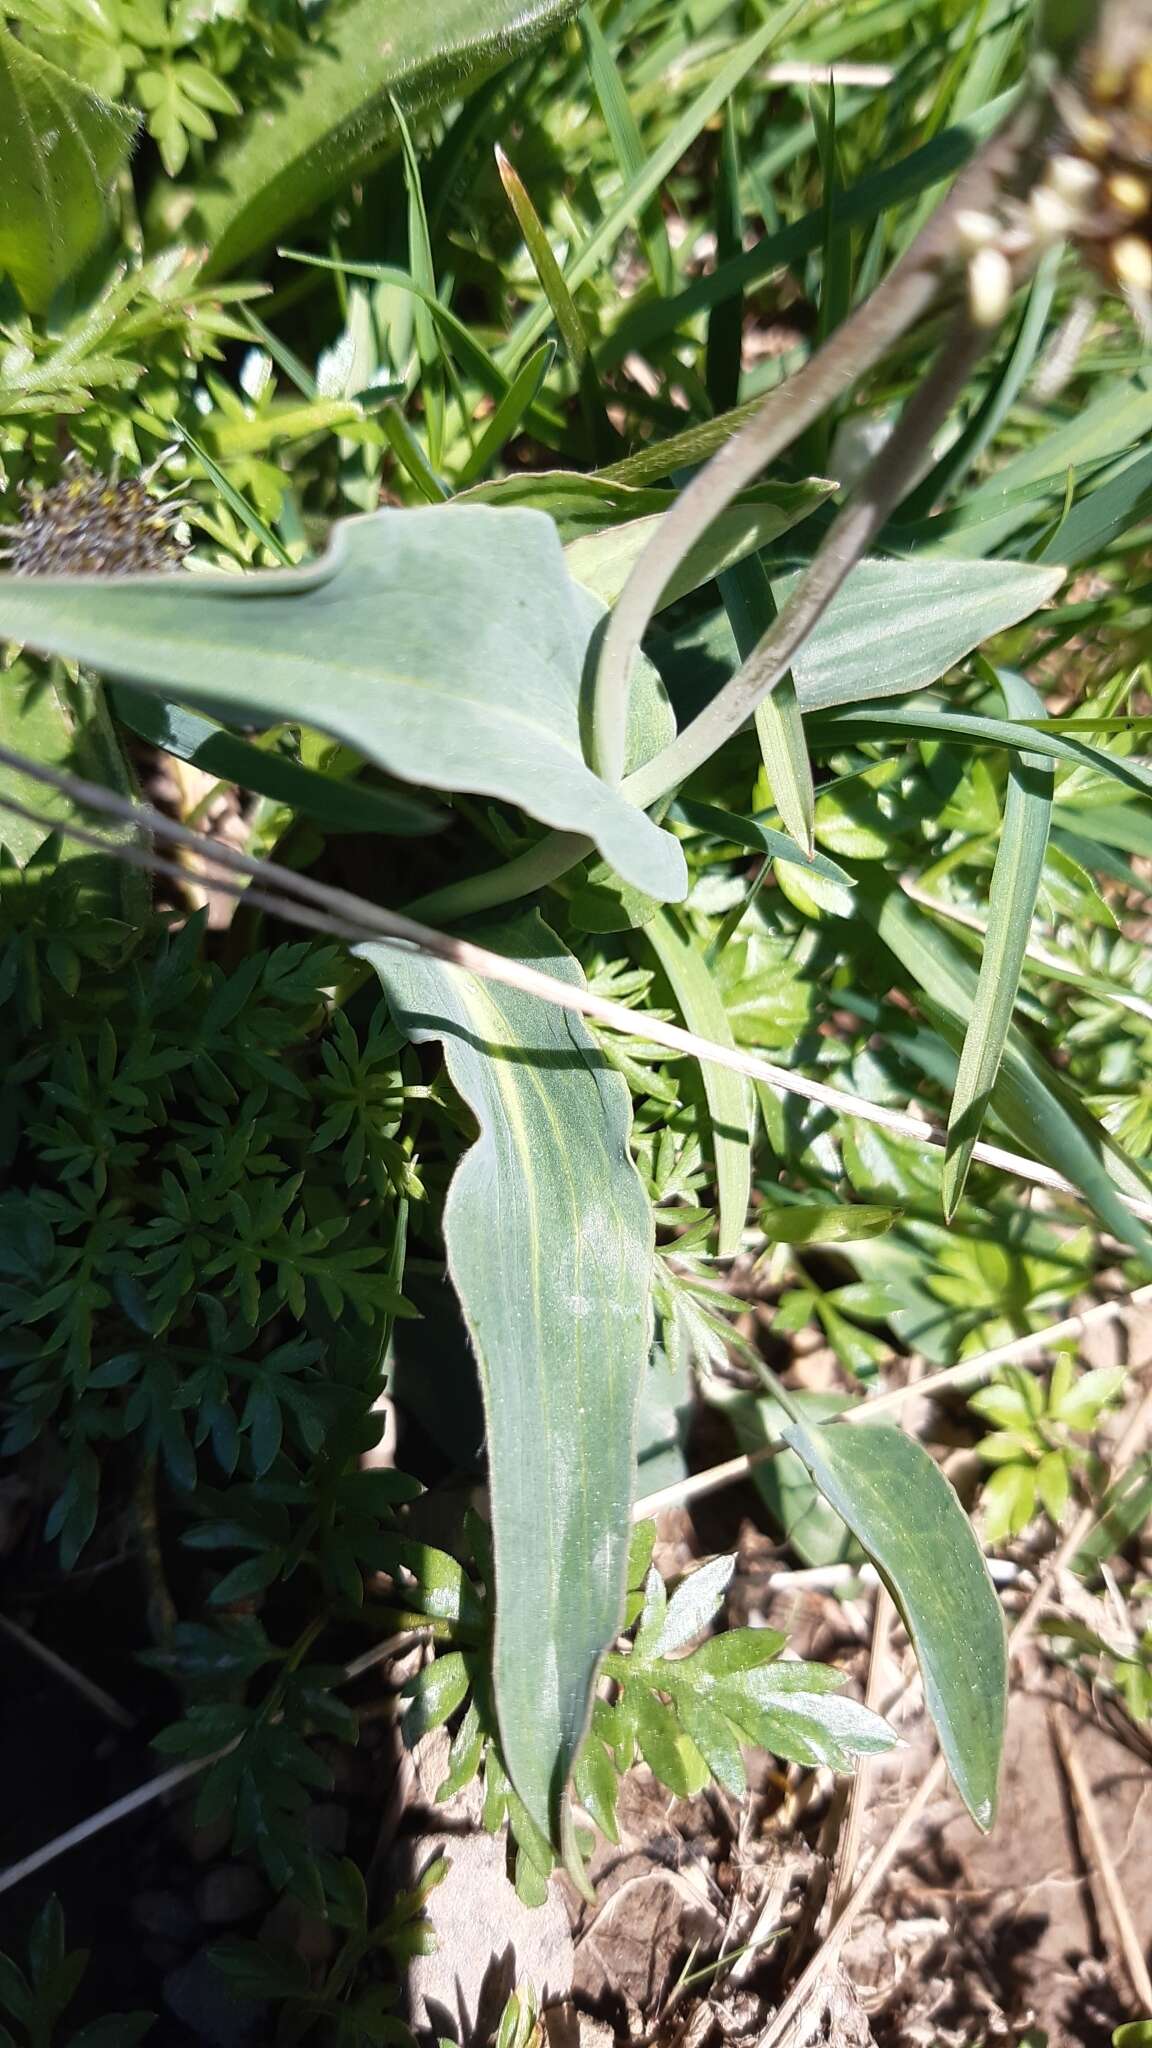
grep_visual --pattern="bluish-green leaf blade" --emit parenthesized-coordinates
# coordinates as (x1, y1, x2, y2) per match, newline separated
(0, 506, 685, 903)
(943, 671, 1053, 1219)
(362, 913, 654, 1848)
(564, 483, 834, 613)
(779, 557, 1065, 713)
(646, 908, 752, 1258)
(782, 1419, 1007, 1826)
(721, 553, 814, 855)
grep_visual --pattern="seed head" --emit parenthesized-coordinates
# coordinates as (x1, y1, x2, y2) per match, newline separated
(2, 464, 187, 578)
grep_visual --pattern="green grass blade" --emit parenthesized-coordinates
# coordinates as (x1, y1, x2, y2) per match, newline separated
(719, 553, 815, 856)
(811, 704, 1152, 803)
(455, 343, 556, 490)
(943, 671, 1053, 1220)
(673, 798, 850, 885)
(601, 88, 1017, 367)
(646, 907, 751, 1258)
(378, 403, 449, 501)
(502, 7, 808, 373)
(578, 5, 675, 297)
(175, 423, 294, 566)
(394, 97, 446, 470)
(859, 881, 1152, 1261)
(495, 143, 614, 461)
(706, 101, 744, 416)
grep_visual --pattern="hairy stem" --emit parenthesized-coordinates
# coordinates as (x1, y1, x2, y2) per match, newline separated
(592, 90, 1051, 788)
(622, 313, 991, 809)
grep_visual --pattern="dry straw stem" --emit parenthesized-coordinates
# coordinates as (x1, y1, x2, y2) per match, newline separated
(3, 746, 1151, 1234)
(0, 1631, 422, 1899)
(1052, 1710, 1152, 2014)
(632, 1283, 1152, 1521)
(759, 1382, 1152, 2048)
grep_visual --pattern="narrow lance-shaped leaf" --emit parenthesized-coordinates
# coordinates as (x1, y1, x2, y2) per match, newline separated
(495, 144, 614, 462)
(664, 555, 1064, 723)
(110, 688, 446, 838)
(562, 484, 834, 613)
(858, 880, 1152, 1261)
(0, 506, 685, 905)
(646, 908, 752, 1259)
(720, 553, 815, 856)
(782, 1418, 1007, 1827)
(362, 914, 654, 1856)
(0, 25, 138, 312)
(944, 669, 1053, 1218)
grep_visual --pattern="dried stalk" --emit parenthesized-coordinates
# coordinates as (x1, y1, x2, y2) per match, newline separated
(3, 748, 1150, 1238)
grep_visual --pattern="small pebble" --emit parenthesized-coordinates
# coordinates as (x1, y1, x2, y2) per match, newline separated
(260, 1893, 338, 1968)
(305, 1802, 349, 1857)
(131, 1888, 199, 1944)
(163, 1947, 268, 2047)
(195, 1862, 269, 1926)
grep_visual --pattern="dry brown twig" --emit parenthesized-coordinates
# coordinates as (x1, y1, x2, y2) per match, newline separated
(3, 750, 1151, 1246)
(632, 1283, 1152, 1521)
(1051, 1709, 1152, 2016)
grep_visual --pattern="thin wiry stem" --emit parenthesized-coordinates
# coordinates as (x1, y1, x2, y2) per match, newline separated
(2, 744, 1150, 1233)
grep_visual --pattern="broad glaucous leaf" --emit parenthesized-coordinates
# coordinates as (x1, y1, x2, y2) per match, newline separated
(0, 506, 685, 903)
(778, 557, 1065, 712)
(362, 914, 654, 1853)
(183, 0, 582, 274)
(0, 25, 137, 311)
(666, 556, 1063, 718)
(783, 1418, 1007, 1827)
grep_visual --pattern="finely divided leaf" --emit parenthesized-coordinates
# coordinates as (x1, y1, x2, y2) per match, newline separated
(0, 506, 684, 904)
(783, 1418, 1007, 1827)
(363, 914, 654, 1847)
